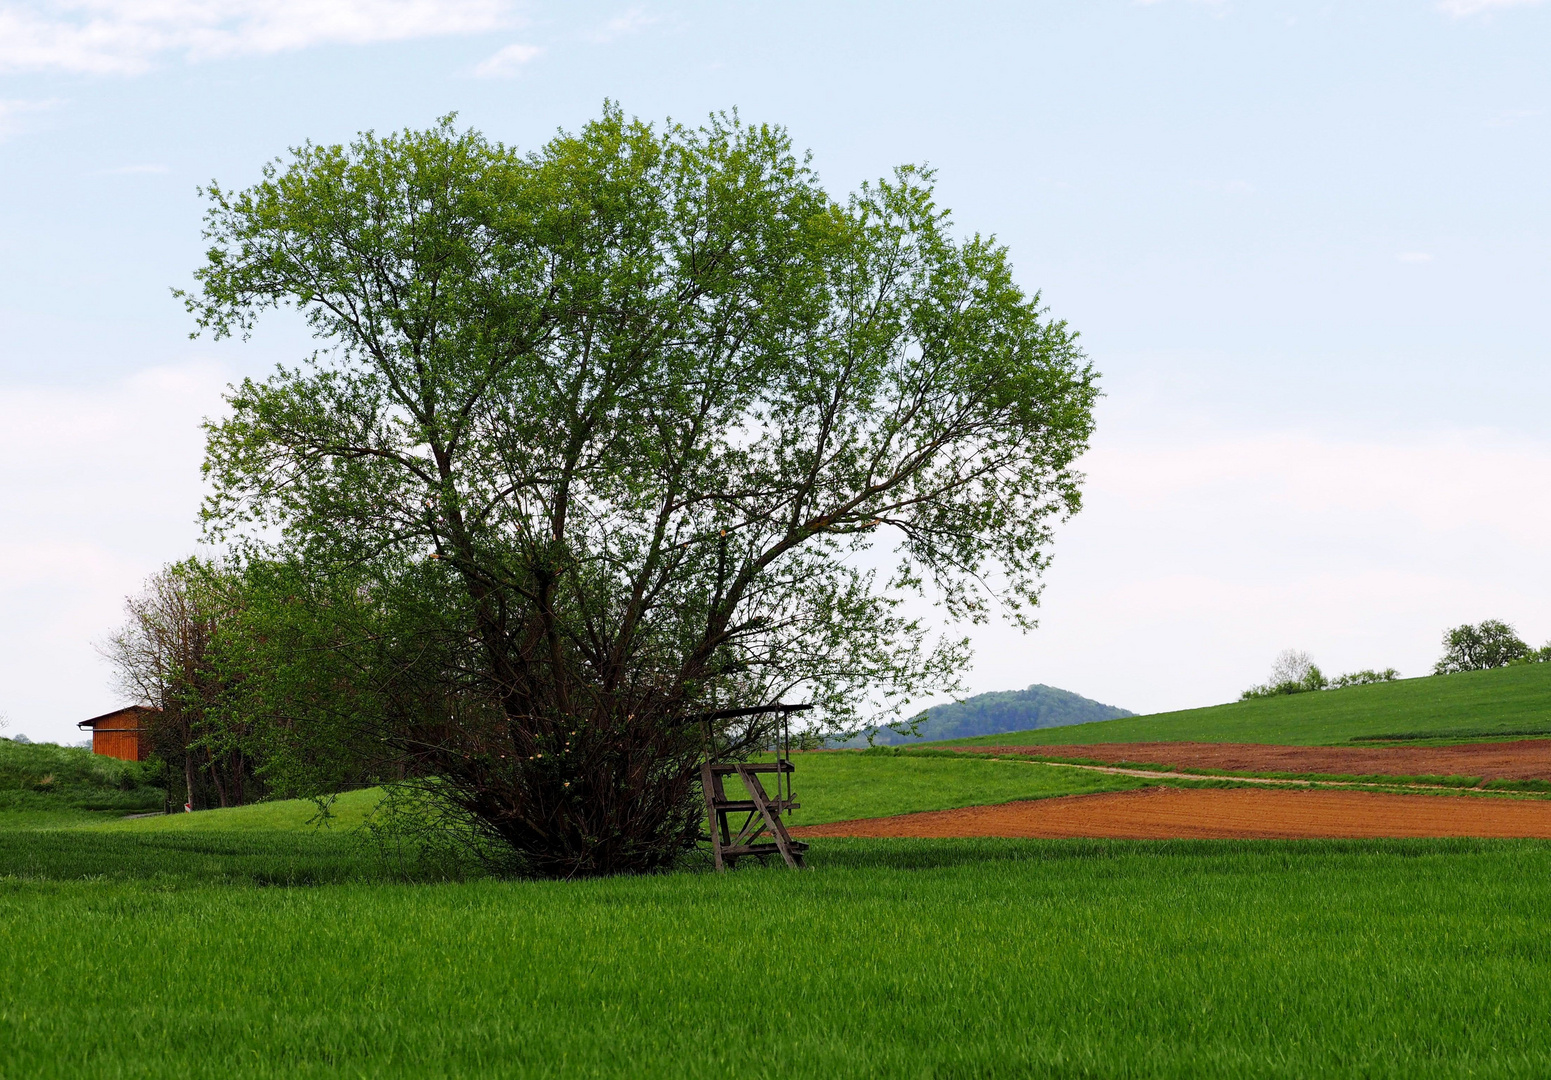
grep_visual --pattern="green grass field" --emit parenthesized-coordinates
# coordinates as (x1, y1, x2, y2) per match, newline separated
(6, 833, 1551, 1077)
(8, 738, 1551, 1076)
(946, 662, 1551, 747)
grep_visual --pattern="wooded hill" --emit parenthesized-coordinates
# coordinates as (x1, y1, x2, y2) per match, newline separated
(858, 684, 1134, 745)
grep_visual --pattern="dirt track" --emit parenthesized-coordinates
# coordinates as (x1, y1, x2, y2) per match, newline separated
(790, 787, 1551, 840)
(960, 740, 1551, 781)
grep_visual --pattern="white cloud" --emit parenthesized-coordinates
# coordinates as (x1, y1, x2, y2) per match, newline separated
(1396, 251, 1434, 263)
(954, 422, 1551, 716)
(1437, 0, 1544, 15)
(1486, 107, 1543, 128)
(1133, 0, 1232, 10)
(587, 5, 658, 43)
(0, 361, 229, 742)
(0, 0, 519, 75)
(472, 40, 540, 77)
(0, 96, 61, 138)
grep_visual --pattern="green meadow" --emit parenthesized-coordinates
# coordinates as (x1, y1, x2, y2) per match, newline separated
(7, 828, 1551, 1077)
(946, 662, 1551, 747)
(7, 735, 1551, 1076)
(0, 749, 1145, 884)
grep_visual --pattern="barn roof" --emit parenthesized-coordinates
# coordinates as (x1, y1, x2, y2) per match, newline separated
(78, 705, 158, 730)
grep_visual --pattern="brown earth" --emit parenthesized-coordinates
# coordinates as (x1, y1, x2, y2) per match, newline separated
(958, 740, 1551, 781)
(790, 787, 1551, 840)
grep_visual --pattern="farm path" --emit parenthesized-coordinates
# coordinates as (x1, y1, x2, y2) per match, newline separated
(791, 787, 1551, 840)
(1029, 758, 1461, 792)
(956, 739, 1551, 782)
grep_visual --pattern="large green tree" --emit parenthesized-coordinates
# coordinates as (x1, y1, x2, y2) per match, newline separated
(186, 107, 1098, 875)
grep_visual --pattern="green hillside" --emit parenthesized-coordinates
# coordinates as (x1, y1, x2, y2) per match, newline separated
(853, 683, 1133, 745)
(944, 663, 1551, 747)
(0, 738, 165, 819)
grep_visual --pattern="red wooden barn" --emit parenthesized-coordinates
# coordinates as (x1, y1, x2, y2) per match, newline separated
(78, 706, 158, 762)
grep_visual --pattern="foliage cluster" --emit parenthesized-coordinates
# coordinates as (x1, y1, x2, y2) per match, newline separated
(1328, 668, 1401, 689)
(1241, 649, 1351, 699)
(1435, 619, 1551, 675)
(124, 106, 1098, 876)
(104, 560, 273, 810)
(1239, 647, 1398, 701)
(1240, 618, 1551, 704)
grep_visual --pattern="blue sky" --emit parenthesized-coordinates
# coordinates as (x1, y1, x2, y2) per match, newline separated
(2, 0, 1548, 742)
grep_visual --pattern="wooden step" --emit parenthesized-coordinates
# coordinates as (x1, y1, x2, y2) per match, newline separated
(707, 761, 795, 775)
(712, 799, 799, 813)
(720, 840, 811, 858)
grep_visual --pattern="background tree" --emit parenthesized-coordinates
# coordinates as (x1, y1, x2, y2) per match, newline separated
(104, 560, 260, 810)
(185, 107, 1099, 876)
(1241, 648, 1328, 699)
(1434, 620, 1531, 674)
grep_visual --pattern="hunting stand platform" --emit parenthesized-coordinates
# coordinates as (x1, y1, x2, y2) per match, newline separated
(701, 760, 809, 870)
(698, 702, 811, 870)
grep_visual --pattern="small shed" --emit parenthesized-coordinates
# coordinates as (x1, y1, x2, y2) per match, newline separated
(78, 706, 159, 762)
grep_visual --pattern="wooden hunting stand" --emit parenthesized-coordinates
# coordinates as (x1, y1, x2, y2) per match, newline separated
(699, 703, 811, 870)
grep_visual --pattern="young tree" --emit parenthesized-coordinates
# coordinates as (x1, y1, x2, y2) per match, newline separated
(1434, 620, 1530, 674)
(185, 107, 1099, 875)
(1241, 649, 1328, 699)
(103, 560, 260, 810)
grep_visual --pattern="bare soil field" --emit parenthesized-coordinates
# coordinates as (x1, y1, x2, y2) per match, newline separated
(959, 739, 1551, 781)
(791, 787, 1551, 840)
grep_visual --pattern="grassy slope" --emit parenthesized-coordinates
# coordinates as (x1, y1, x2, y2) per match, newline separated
(6, 839, 1551, 1077)
(101, 753, 1143, 833)
(0, 753, 1142, 883)
(0, 738, 164, 816)
(946, 663, 1551, 747)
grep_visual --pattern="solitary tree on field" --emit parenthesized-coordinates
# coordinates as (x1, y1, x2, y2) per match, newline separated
(184, 107, 1099, 875)
(1434, 620, 1529, 674)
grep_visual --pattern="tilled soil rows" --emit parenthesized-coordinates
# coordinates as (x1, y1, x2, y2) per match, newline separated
(791, 787, 1551, 840)
(959, 739, 1551, 781)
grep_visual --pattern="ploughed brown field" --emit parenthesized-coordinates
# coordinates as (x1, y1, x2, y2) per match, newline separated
(791, 787, 1551, 840)
(958, 739, 1551, 781)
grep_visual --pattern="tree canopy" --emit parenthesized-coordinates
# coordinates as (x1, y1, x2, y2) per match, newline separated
(1434, 620, 1535, 674)
(184, 106, 1099, 875)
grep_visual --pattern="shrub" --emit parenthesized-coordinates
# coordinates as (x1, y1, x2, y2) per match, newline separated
(1330, 668, 1400, 689)
(1241, 651, 1328, 699)
(1509, 645, 1551, 667)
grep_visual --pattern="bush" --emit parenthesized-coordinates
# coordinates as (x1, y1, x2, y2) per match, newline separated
(1330, 668, 1400, 689)
(1241, 653, 1403, 700)
(1241, 651, 1329, 700)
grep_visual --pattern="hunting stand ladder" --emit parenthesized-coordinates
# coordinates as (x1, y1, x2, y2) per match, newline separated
(699, 703, 811, 870)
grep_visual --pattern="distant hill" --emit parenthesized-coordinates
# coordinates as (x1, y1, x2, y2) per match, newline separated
(940, 662, 1551, 748)
(857, 684, 1134, 746)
